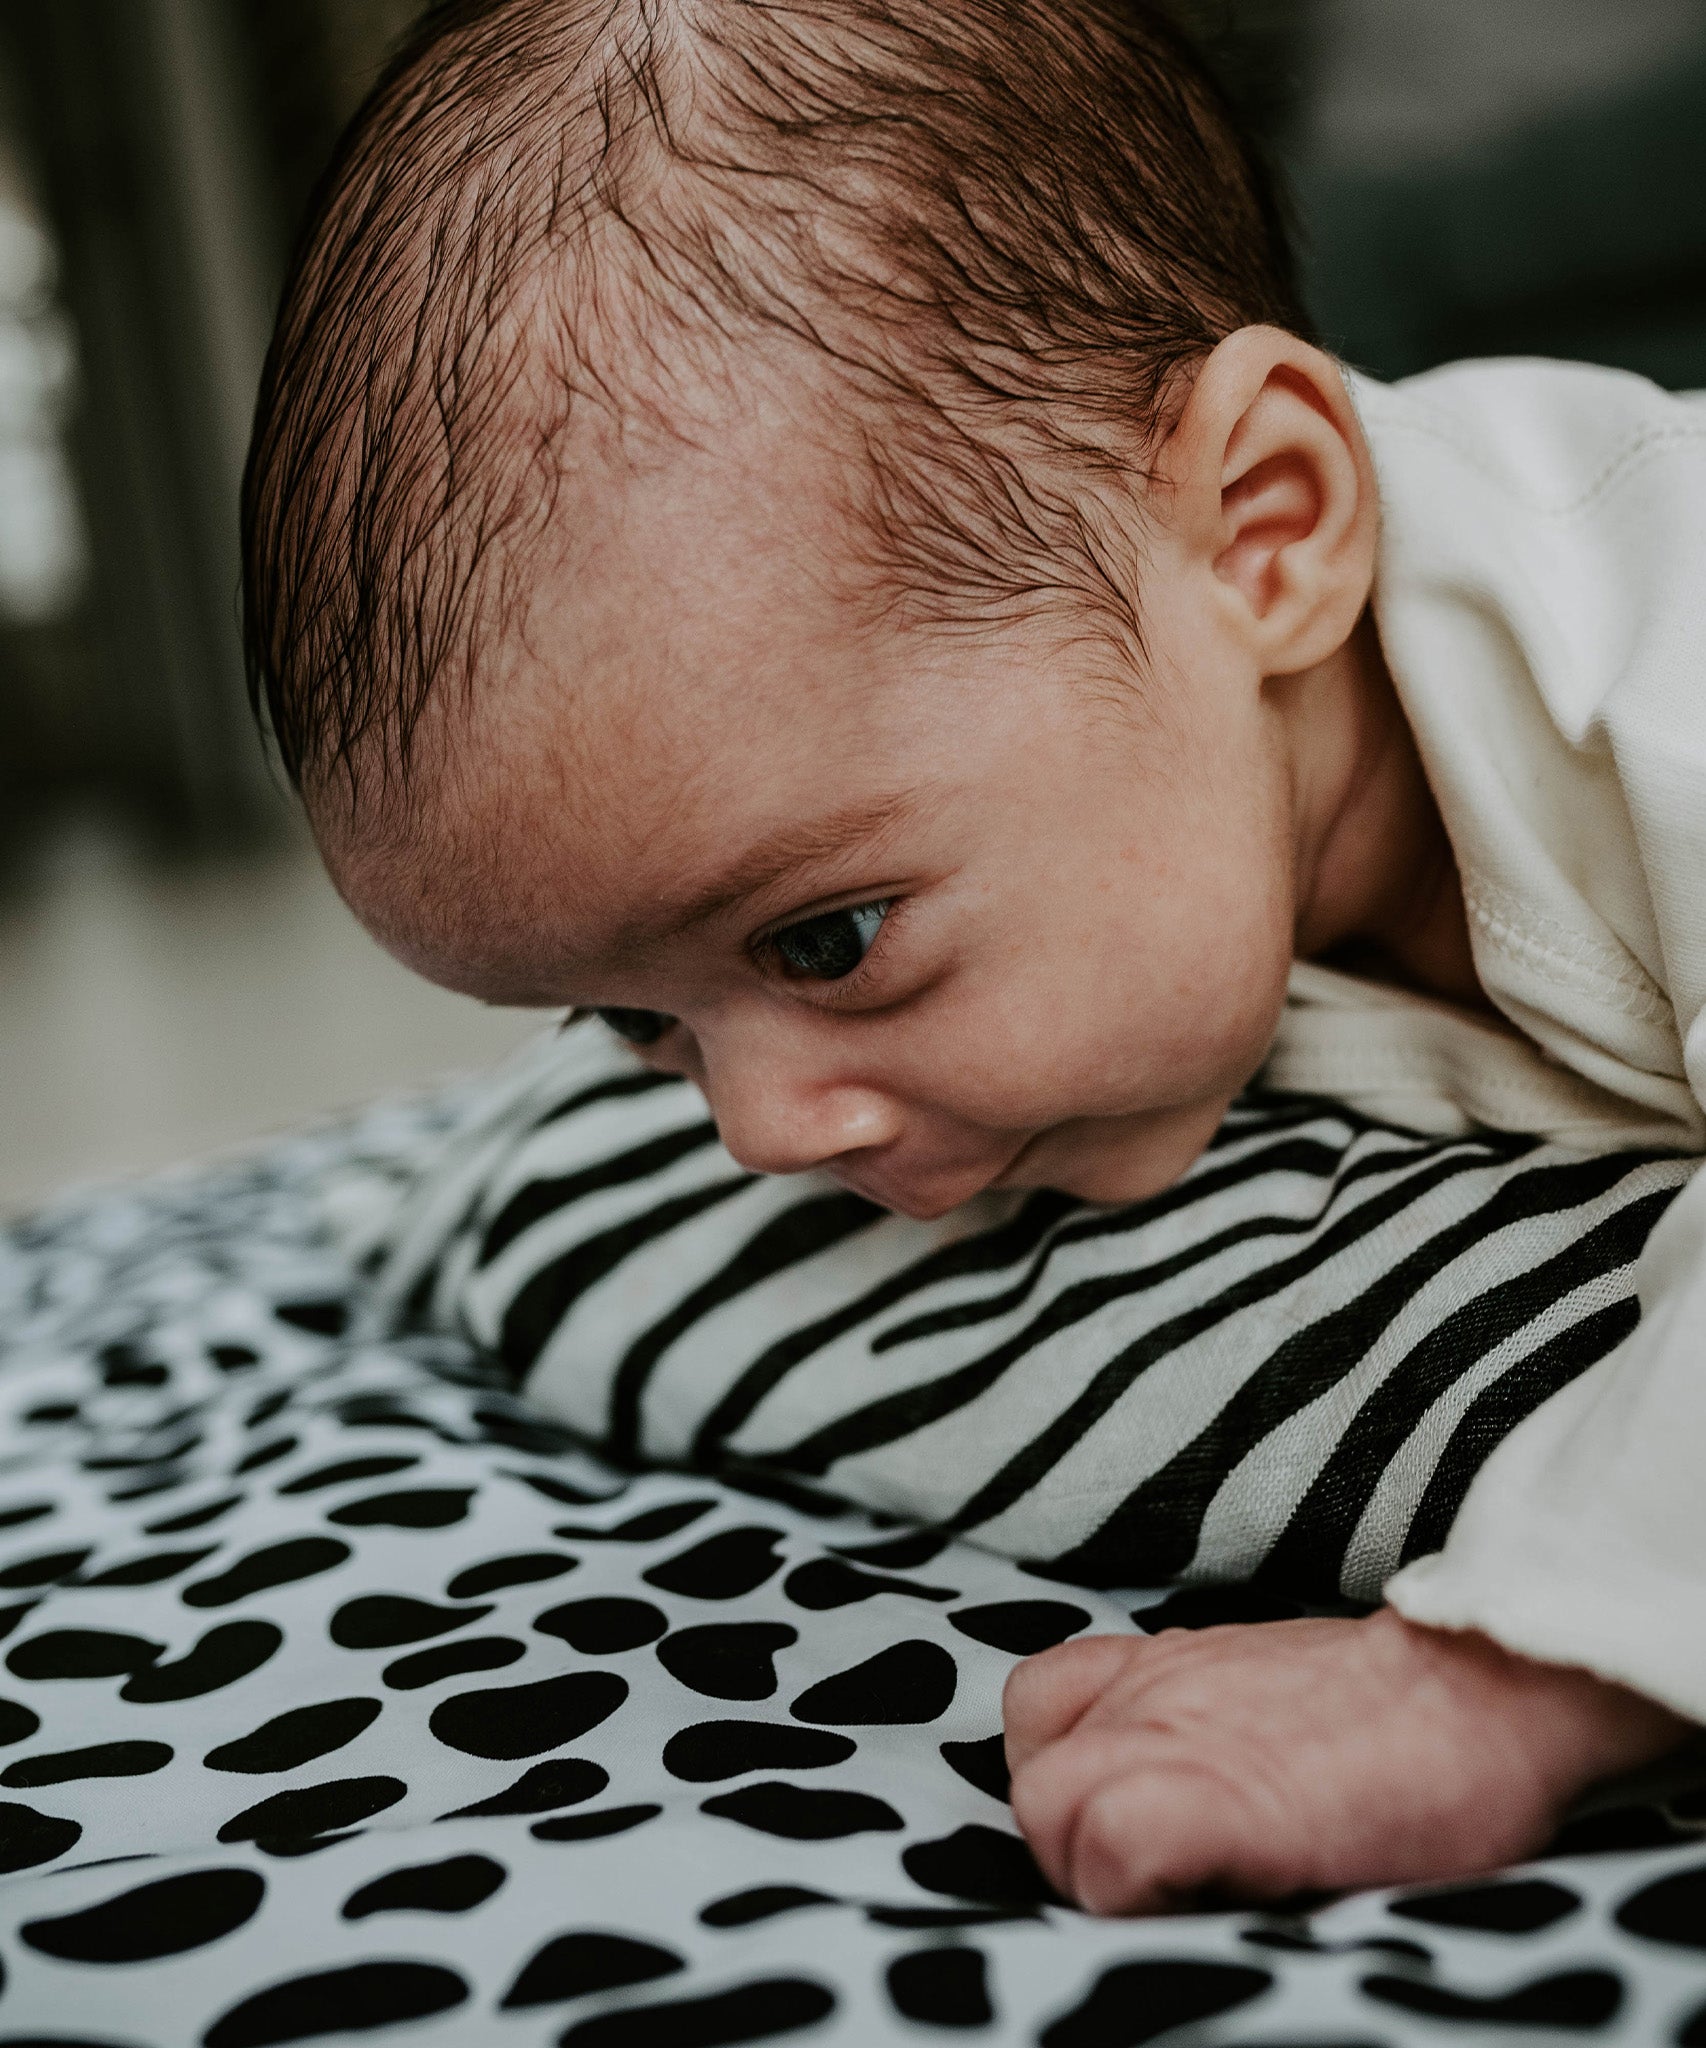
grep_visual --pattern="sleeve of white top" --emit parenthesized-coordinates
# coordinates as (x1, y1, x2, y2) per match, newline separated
(1385, 1158, 1706, 1723)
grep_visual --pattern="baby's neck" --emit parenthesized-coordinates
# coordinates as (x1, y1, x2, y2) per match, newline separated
(1292, 612, 1483, 1009)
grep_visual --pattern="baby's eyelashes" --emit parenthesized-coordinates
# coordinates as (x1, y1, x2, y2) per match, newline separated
(770, 901, 891, 981)
(561, 900, 894, 1052)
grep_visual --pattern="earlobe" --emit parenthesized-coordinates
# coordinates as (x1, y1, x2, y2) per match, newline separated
(1165, 327, 1378, 678)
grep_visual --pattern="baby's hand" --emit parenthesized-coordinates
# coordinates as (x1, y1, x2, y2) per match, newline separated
(1004, 1609, 1686, 1915)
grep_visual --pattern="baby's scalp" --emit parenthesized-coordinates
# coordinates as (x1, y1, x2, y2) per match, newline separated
(242, 0, 1306, 819)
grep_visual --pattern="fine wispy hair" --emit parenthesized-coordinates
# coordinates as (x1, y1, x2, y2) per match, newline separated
(242, 0, 1307, 804)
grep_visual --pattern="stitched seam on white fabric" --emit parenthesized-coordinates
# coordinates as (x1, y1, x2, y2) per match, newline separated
(1465, 877, 1671, 1022)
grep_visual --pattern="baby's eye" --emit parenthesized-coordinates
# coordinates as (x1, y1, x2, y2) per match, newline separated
(594, 1007, 675, 1046)
(771, 901, 890, 982)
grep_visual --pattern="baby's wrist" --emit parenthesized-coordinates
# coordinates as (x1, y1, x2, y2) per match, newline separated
(1383, 1608, 1691, 1798)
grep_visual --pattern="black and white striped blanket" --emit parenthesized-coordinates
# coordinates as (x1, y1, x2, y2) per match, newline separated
(374, 1028, 1697, 1603)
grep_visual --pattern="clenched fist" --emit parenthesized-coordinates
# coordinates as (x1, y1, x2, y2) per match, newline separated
(1004, 1609, 1686, 1916)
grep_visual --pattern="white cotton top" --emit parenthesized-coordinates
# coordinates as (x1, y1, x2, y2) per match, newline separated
(1268, 357, 1706, 1720)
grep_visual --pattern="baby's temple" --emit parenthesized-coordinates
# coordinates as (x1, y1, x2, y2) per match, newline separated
(1, 0, 1704, 2040)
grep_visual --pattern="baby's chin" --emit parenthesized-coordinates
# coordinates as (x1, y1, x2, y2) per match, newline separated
(996, 1097, 1234, 1209)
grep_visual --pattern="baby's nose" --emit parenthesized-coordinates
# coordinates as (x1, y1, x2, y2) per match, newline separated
(705, 1068, 903, 1180)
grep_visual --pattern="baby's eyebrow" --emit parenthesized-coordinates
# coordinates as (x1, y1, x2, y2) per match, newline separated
(644, 789, 922, 942)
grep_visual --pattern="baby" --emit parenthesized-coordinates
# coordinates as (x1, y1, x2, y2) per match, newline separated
(243, 0, 1706, 1911)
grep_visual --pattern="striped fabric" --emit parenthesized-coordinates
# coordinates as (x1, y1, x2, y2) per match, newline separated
(375, 1026, 1696, 1603)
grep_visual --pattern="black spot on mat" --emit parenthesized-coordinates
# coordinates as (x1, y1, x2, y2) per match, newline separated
(327, 1488, 474, 1530)
(183, 1538, 350, 1609)
(205, 1699, 381, 1774)
(1546, 1803, 1698, 1855)
(664, 1720, 855, 1781)
(904, 1825, 1059, 1906)
(272, 1297, 349, 1336)
(700, 1886, 839, 1928)
(383, 1637, 524, 1690)
(246, 1390, 292, 1429)
(217, 1776, 405, 1845)
(329, 1595, 489, 1649)
(121, 1621, 281, 1702)
(0, 1801, 81, 1871)
(941, 1735, 1010, 1803)
(0, 1601, 36, 1642)
(470, 1407, 583, 1456)
(1040, 1960, 1272, 2047)
(343, 1852, 505, 1920)
(726, 1469, 846, 1518)
(782, 1560, 957, 1611)
(145, 1496, 243, 1535)
(0, 1697, 40, 1744)
(1362, 1967, 1621, 2029)
(0, 1600, 36, 1641)
(657, 1622, 796, 1700)
(0, 1549, 92, 1589)
(259, 1833, 362, 1861)
(833, 1530, 951, 1568)
(867, 1903, 1040, 1930)
(1134, 1585, 1306, 1631)
(1615, 1860, 1706, 1948)
(8, 1629, 161, 1681)
(887, 1947, 993, 2030)
(1393, 1876, 1582, 1936)
(557, 1976, 835, 2047)
(102, 1462, 196, 1493)
(702, 1780, 903, 1840)
(447, 1553, 573, 1599)
(100, 1345, 168, 1387)
(531, 1803, 661, 1843)
(2, 1741, 171, 1788)
(536, 1597, 668, 1654)
(23, 1400, 78, 1423)
(203, 1959, 466, 2047)
(330, 1397, 446, 1435)
(949, 1601, 1091, 1655)
(429, 1670, 626, 1759)
(502, 1930, 684, 2008)
(509, 1471, 620, 1507)
(1240, 1925, 1429, 1963)
(555, 1500, 715, 1543)
(0, 1502, 54, 1531)
(441, 1756, 607, 1818)
(210, 1343, 259, 1371)
(276, 1456, 418, 1495)
(80, 1547, 218, 1588)
(643, 1527, 785, 1601)
(791, 1640, 956, 1725)
(234, 1438, 297, 1476)
(22, 1868, 264, 1963)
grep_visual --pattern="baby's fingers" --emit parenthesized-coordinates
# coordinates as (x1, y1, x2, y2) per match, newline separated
(1002, 1634, 1136, 1773)
(1011, 1734, 1274, 1916)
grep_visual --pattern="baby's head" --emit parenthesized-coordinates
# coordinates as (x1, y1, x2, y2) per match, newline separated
(245, 0, 1392, 1218)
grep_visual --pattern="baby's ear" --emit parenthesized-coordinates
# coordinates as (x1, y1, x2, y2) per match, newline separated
(1161, 326, 1378, 676)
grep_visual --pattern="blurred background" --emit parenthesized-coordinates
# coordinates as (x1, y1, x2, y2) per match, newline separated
(0, 0, 1703, 1211)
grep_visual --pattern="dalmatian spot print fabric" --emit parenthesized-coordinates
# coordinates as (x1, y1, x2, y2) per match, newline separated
(0, 1095, 1702, 2043)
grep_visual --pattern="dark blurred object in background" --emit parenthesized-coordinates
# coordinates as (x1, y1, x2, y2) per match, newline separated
(1182, 0, 1706, 387)
(0, 1, 416, 858)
